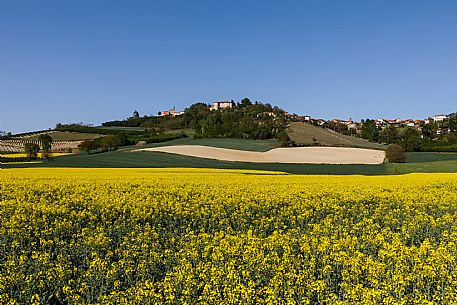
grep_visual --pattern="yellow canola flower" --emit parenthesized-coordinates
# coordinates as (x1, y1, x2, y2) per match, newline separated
(0, 152, 73, 158)
(1, 168, 457, 304)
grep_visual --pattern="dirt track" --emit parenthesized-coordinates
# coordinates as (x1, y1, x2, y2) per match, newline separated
(134, 145, 385, 164)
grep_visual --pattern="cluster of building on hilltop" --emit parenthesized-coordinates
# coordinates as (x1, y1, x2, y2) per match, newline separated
(287, 113, 453, 133)
(159, 101, 235, 117)
(373, 114, 449, 128)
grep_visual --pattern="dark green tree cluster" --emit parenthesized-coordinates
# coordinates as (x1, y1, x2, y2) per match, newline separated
(361, 114, 457, 152)
(378, 127, 422, 152)
(194, 99, 287, 140)
(361, 120, 379, 142)
(360, 120, 422, 152)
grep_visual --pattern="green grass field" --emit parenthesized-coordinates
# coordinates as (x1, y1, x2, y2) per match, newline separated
(1, 148, 387, 175)
(146, 137, 279, 151)
(288, 122, 385, 150)
(406, 152, 457, 163)
(3, 138, 457, 175)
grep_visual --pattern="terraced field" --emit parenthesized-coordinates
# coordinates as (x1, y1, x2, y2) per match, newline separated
(20, 131, 103, 141)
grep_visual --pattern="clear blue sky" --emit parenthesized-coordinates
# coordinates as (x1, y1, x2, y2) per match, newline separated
(1, 0, 456, 133)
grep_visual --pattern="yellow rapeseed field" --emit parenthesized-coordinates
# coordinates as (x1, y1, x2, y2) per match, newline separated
(0, 153, 72, 158)
(1, 168, 457, 304)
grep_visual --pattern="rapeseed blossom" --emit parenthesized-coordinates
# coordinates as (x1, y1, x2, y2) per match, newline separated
(1, 168, 457, 304)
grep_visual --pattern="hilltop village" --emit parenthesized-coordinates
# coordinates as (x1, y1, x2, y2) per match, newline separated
(155, 100, 455, 138)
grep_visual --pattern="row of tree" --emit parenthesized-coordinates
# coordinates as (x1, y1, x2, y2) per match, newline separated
(77, 132, 188, 154)
(54, 123, 144, 135)
(78, 135, 123, 154)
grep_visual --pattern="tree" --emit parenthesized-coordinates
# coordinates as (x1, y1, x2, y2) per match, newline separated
(443, 132, 457, 144)
(379, 127, 399, 144)
(24, 143, 40, 159)
(421, 124, 433, 139)
(361, 120, 379, 142)
(386, 144, 406, 163)
(116, 132, 130, 146)
(38, 134, 53, 151)
(78, 140, 94, 154)
(38, 134, 53, 161)
(132, 110, 140, 118)
(101, 135, 119, 151)
(449, 116, 457, 133)
(400, 128, 421, 152)
(240, 98, 252, 108)
(277, 130, 290, 146)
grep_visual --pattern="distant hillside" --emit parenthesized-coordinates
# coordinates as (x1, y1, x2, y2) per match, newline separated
(287, 122, 385, 150)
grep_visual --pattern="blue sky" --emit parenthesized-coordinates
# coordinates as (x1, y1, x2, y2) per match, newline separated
(1, 0, 456, 133)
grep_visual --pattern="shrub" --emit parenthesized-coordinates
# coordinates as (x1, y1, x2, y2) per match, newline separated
(386, 144, 406, 163)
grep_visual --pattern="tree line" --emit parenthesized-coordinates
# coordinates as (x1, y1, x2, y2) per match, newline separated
(77, 132, 187, 155)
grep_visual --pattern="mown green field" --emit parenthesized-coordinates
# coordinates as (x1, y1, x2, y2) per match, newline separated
(160, 138, 279, 152)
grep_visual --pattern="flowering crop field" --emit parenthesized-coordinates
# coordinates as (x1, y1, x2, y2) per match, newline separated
(1, 168, 457, 304)
(0, 153, 73, 158)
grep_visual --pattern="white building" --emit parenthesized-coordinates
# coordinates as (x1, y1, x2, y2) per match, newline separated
(432, 114, 448, 122)
(209, 101, 235, 111)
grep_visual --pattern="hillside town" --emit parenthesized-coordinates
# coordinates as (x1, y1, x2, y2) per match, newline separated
(285, 112, 454, 135)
